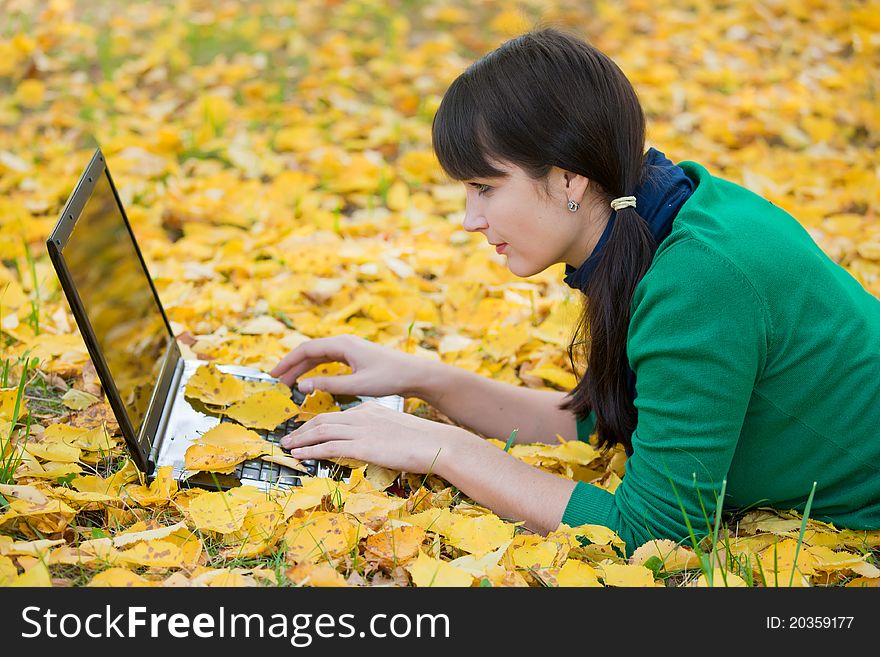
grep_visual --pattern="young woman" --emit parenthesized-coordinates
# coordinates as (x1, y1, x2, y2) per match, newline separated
(272, 28, 880, 555)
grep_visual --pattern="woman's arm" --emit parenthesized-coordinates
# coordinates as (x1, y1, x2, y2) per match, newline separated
(282, 402, 577, 535)
(437, 429, 578, 534)
(412, 359, 579, 444)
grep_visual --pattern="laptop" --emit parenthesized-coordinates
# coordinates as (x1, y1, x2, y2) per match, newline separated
(46, 147, 404, 491)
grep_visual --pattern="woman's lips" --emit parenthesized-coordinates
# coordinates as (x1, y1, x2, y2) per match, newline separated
(495, 243, 508, 254)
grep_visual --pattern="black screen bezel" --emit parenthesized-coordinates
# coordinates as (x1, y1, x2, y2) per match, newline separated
(46, 147, 181, 475)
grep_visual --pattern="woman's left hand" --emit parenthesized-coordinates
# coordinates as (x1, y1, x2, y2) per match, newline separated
(279, 401, 466, 475)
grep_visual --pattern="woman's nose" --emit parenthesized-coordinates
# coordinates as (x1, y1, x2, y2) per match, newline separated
(462, 203, 488, 232)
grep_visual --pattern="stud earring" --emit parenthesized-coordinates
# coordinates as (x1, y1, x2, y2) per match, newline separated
(567, 199, 579, 212)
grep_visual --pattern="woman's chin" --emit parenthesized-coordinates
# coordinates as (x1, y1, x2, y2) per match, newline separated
(506, 256, 543, 278)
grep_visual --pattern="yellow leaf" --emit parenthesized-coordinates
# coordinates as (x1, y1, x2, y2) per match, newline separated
(297, 390, 340, 421)
(343, 491, 407, 526)
(223, 497, 286, 552)
(242, 379, 292, 397)
(238, 315, 288, 335)
(196, 423, 271, 458)
(287, 562, 348, 587)
(806, 545, 880, 578)
(24, 441, 82, 463)
(846, 577, 880, 588)
(226, 389, 299, 430)
(284, 511, 360, 563)
(49, 538, 118, 566)
(113, 521, 189, 548)
(0, 538, 66, 557)
(557, 523, 626, 551)
(443, 512, 516, 555)
(385, 180, 410, 212)
(0, 484, 48, 504)
(186, 490, 254, 534)
(18, 462, 82, 479)
(42, 423, 88, 443)
(275, 477, 349, 519)
(512, 541, 560, 570)
(481, 323, 531, 362)
(88, 568, 154, 587)
(532, 298, 579, 347)
(759, 538, 817, 583)
(448, 540, 513, 580)
(397, 150, 442, 184)
(72, 459, 139, 495)
(116, 539, 188, 569)
(15, 78, 45, 108)
(183, 443, 245, 473)
(62, 425, 117, 452)
(123, 465, 178, 506)
(185, 362, 245, 407)
(691, 569, 749, 587)
(204, 570, 258, 587)
(61, 388, 101, 410)
(0, 555, 17, 586)
(629, 539, 702, 571)
(260, 452, 310, 473)
(50, 488, 117, 507)
(10, 560, 51, 586)
(0, 388, 27, 421)
(364, 463, 399, 491)
(364, 525, 426, 568)
(406, 551, 473, 587)
(598, 562, 658, 587)
(403, 507, 457, 536)
(489, 8, 530, 36)
(557, 560, 603, 587)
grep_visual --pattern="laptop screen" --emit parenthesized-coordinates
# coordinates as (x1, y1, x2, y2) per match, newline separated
(63, 168, 170, 436)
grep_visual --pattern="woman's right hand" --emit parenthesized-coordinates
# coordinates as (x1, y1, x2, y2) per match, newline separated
(268, 334, 430, 399)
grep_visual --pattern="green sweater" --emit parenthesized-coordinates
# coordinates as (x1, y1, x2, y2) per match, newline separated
(562, 160, 880, 556)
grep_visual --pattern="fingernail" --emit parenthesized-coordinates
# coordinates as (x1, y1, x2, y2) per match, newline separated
(298, 380, 313, 393)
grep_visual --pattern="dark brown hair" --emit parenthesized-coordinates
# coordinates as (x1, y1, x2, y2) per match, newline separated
(431, 27, 658, 452)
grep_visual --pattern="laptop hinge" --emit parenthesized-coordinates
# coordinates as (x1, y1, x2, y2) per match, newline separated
(144, 346, 185, 474)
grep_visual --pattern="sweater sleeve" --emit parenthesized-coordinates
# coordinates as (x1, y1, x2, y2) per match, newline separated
(561, 237, 769, 556)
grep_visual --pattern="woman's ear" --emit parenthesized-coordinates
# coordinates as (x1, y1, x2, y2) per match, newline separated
(562, 170, 590, 205)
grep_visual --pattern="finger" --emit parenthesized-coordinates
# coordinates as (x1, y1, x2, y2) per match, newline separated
(271, 336, 356, 384)
(296, 373, 363, 394)
(288, 439, 363, 462)
(275, 356, 336, 387)
(280, 420, 357, 449)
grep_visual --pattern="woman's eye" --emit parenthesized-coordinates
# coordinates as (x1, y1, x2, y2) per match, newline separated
(469, 183, 492, 195)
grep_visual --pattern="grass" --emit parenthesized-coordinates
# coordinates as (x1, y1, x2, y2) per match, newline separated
(664, 470, 828, 587)
(1, 352, 37, 485)
(21, 238, 41, 336)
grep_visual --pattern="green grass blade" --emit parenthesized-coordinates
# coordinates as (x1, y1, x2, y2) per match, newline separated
(788, 481, 818, 587)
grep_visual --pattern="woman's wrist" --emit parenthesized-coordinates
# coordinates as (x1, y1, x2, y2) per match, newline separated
(402, 357, 455, 405)
(429, 425, 576, 535)
(430, 424, 477, 482)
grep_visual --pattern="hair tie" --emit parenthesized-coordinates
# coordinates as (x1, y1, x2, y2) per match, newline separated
(610, 196, 637, 211)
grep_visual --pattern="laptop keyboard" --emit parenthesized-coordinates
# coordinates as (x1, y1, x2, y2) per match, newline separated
(223, 373, 360, 487)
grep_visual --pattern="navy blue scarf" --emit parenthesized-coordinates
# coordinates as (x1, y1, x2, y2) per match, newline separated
(562, 147, 694, 291)
(563, 148, 694, 454)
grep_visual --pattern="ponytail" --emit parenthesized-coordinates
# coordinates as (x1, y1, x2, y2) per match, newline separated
(558, 187, 658, 452)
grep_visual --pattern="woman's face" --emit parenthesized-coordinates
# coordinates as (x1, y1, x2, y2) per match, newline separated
(461, 161, 608, 277)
